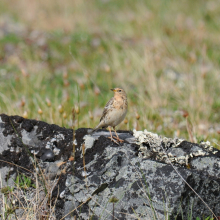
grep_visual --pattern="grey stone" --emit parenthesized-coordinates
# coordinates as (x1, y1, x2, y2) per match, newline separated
(0, 114, 220, 220)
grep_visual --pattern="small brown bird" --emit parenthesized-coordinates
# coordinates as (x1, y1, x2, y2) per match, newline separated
(90, 88, 128, 144)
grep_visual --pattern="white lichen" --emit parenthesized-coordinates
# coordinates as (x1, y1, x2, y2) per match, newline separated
(82, 171, 91, 177)
(73, 139, 77, 145)
(60, 190, 65, 199)
(54, 133, 65, 141)
(133, 129, 215, 166)
(82, 135, 95, 156)
(53, 147, 60, 155)
(30, 150, 39, 155)
(10, 147, 15, 152)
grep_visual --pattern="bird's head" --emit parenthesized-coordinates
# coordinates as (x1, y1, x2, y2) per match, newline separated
(111, 88, 127, 97)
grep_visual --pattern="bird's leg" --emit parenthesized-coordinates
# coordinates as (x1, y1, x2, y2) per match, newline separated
(108, 127, 119, 145)
(112, 127, 124, 143)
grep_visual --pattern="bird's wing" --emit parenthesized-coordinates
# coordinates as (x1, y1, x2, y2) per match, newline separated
(100, 97, 114, 122)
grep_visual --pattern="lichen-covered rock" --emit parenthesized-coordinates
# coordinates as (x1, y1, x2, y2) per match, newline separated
(0, 114, 220, 220)
(134, 129, 219, 165)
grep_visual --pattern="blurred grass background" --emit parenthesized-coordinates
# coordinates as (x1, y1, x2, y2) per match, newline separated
(1, 0, 220, 146)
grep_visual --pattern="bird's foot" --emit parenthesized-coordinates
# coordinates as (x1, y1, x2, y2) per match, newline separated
(112, 136, 124, 143)
(108, 137, 120, 145)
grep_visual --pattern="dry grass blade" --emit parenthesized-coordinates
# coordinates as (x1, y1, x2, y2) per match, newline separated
(186, 117, 197, 143)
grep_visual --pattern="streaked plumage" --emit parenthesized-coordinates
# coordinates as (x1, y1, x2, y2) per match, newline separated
(90, 88, 128, 144)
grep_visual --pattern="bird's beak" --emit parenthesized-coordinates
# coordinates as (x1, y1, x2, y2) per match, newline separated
(111, 89, 116, 92)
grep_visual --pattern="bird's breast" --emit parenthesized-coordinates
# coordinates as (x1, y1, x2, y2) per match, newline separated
(105, 107, 127, 127)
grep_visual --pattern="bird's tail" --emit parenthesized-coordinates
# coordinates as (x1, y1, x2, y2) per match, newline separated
(87, 123, 102, 134)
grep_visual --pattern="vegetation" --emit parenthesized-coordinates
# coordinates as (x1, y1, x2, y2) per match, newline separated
(1, 0, 220, 146)
(1, 0, 220, 218)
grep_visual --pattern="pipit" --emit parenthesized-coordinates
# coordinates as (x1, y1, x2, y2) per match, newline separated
(90, 88, 128, 144)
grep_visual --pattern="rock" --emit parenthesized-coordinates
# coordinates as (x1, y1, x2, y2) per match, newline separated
(0, 114, 219, 219)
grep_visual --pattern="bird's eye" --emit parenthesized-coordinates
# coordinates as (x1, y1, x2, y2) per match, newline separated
(118, 90, 121, 92)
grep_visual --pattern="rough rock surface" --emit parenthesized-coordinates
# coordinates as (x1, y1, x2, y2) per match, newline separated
(0, 114, 220, 219)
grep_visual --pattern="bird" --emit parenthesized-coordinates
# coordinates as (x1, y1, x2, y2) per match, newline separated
(89, 88, 128, 144)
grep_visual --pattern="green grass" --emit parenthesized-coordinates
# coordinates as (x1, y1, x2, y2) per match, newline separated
(1, 0, 220, 147)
